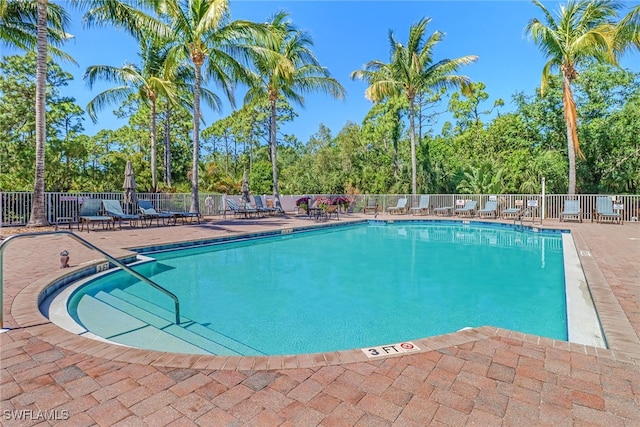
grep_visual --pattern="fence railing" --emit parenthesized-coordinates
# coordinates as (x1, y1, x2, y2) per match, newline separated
(1, 192, 638, 227)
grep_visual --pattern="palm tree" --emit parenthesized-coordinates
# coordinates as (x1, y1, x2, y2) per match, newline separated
(84, 56, 178, 192)
(351, 18, 477, 195)
(244, 11, 345, 205)
(525, 0, 621, 194)
(1, 0, 72, 226)
(30, 0, 48, 226)
(0, 0, 72, 58)
(161, 0, 262, 214)
(615, 5, 639, 53)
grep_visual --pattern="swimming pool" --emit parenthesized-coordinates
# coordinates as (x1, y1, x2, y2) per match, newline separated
(58, 222, 574, 356)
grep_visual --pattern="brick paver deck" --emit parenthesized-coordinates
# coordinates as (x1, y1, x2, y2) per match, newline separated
(1, 214, 639, 425)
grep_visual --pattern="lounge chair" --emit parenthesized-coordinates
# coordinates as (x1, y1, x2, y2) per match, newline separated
(455, 200, 478, 217)
(78, 198, 114, 233)
(434, 205, 453, 216)
(226, 198, 258, 219)
(434, 199, 458, 216)
(502, 200, 524, 219)
(102, 199, 142, 229)
(254, 195, 277, 216)
(595, 196, 623, 224)
(559, 199, 582, 223)
(270, 198, 286, 216)
(387, 197, 408, 215)
(170, 211, 201, 224)
(160, 204, 201, 224)
(138, 199, 177, 226)
(410, 195, 430, 216)
(363, 198, 379, 214)
(478, 200, 498, 219)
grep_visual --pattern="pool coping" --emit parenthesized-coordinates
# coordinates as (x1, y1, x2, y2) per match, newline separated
(9, 217, 640, 370)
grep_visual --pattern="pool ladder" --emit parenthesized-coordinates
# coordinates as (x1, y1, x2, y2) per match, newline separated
(514, 208, 542, 229)
(0, 230, 181, 328)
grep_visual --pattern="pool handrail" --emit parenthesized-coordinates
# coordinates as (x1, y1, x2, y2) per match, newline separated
(0, 230, 181, 327)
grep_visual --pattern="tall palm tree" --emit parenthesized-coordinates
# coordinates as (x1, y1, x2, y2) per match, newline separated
(244, 11, 345, 205)
(1, 0, 72, 226)
(526, 0, 621, 194)
(30, 0, 48, 226)
(84, 57, 178, 191)
(351, 18, 477, 195)
(161, 0, 261, 214)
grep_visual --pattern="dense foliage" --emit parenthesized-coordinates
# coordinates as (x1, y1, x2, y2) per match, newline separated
(1, 53, 638, 195)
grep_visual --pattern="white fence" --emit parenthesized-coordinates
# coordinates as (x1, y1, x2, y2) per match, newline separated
(0, 192, 638, 227)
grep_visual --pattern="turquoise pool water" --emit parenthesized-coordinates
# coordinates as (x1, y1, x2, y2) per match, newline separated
(67, 222, 566, 355)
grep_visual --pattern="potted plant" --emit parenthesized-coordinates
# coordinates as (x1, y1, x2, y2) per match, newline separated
(332, 196, 350, 213)
(295, 196, 311, 214)
(316, 196, 331, 210)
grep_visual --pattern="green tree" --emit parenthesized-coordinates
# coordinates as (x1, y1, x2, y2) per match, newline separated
(244, 11, 345, 206)
(525, 0, 621, 194)
(1, 0, 73, 225)
(162, 0, 263, 214)
(351, 17, 477, 195)
(84, 55, 178, 191)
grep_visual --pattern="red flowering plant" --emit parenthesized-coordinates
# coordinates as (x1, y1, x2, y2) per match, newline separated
(295, 196, 311, 207)
(331, 196, 350, 206)
(316, 197, 332, 209)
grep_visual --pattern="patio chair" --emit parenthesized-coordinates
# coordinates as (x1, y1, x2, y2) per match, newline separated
(455, 200, 478, 217)
(270, 198, 286, 216)
(363, 197, 379, 214)
(595, 196, 623, 224)
(478, 200, 498, 219)
(78, 198, 114, 233)
(502, 200, 524, 219)
(387, 197, 408, 215)
(559, 199, 582, 223)
(254, 195, 277, 216)
(410, 195, 430, 216)
(226, 198, 258, 219)
(138, 199, 177, 226)
(321, 204, 340, 221)
(102, 199, 142, 229)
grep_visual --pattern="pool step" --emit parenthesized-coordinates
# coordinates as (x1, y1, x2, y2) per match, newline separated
(106, 288, 261, 355)
(76, 294, 208, 354)
(96, 292, 244, 354)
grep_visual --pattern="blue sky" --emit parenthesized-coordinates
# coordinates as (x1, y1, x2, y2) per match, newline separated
(4, 1, 639, 142)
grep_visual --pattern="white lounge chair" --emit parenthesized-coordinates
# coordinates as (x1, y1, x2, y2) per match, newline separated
(387, 197, 408, 215)
(595, 196, 622, 224)
(559, 199, 582, 223)
(410, 195, 430, 216)
(455, 200, 478, 217)
(478, 200, 498, 219)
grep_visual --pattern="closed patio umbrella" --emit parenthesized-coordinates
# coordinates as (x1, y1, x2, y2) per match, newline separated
(123, 160, 137, 214)
(241, 169, 251, 204)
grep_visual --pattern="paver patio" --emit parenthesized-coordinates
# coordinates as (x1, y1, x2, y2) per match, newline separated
(1, 214, 639, 425)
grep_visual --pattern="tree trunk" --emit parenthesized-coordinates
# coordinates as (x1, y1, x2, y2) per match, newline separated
(563, 74, 578, 195)
(164, 105, 172, 187)
(28, 0, 49, 227)
(269, 98, 280, 207)
(409, 97, 417, 195)
(150, 98, 157, 192)
(190, 63, 201, 214)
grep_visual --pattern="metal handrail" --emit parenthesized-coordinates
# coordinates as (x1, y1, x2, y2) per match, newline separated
(0, 230, 180, 327)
